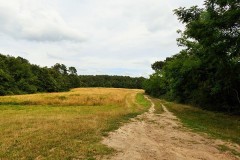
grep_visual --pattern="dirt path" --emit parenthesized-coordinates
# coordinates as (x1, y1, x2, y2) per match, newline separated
(102, 97, 240, 160)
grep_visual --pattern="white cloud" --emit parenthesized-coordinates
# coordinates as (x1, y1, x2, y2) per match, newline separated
(0, 0, 86, 42)
(0, 0, 204, 77)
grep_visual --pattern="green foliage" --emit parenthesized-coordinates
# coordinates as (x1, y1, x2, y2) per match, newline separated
(151, 61, 165, 71)
(144, 0, 240, 112)
(0, 54, 74, 95)
(0, 54, 145, 96)
(78, 75, 145, 89)
(143, 71, 166, 97)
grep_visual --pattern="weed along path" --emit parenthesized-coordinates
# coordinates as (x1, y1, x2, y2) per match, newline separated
(102, 96, 240, 160)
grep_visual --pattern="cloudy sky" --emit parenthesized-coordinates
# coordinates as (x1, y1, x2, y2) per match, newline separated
(0, 0, 203, 77)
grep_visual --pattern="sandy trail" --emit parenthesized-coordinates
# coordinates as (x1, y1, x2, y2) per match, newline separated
(102, 97, 240, 160)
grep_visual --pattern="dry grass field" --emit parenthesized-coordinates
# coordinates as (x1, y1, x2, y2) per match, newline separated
(0, 88, 140, 106)
(0, 88, 150, 160)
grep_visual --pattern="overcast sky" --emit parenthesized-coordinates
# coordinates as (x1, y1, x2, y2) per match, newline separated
(0, 0, 204, 77)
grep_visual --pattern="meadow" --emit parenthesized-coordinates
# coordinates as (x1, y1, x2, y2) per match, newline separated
(0, 88, 150, 159)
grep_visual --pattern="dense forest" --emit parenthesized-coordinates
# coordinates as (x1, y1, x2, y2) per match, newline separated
(79, 75, 145, 89)
(144, 0, 240, 112)
(0, 54, 145, 95)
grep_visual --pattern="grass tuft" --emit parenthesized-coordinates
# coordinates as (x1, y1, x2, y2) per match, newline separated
(151, 98, 164, 114)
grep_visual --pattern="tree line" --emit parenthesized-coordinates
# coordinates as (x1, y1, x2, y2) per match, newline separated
(0, 54, 145, 96)
(79, 75, 145, 89)
(144, 0, 240, 112)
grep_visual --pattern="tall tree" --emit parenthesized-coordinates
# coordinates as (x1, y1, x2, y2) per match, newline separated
(174, 0, 240, 108)
(144, 0, 240, 111)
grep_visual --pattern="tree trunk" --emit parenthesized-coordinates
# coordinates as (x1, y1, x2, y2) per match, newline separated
(233, 89, 240, 106)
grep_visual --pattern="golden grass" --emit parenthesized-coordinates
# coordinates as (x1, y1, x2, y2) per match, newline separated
(0, 88, 150, 159)
(0, 88, 143, 106)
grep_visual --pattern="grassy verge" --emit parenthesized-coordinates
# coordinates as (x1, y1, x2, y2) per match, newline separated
(164, 101, 240, 144)
(0, 88, 150, 160)
(136, 94, 151, 108)
(163, 101, 240, 157)
(163, 101, 240, 144)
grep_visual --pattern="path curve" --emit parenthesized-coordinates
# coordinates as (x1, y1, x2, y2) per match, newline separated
(102, 96, 240, 160)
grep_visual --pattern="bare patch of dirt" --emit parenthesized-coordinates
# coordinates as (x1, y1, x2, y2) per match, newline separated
(102, 97, 240, 160)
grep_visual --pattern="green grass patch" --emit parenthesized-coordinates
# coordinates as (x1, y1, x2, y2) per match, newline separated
(136, 93, 151, 108)
(164, 101, 240, 144)
(151, 98, 164, 114)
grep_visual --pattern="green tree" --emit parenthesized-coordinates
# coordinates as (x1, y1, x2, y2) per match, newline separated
(52, 63, 68, 75)
(174, 0, 240, 109)
(151, 61, 165, 71)
(68, 66, 77, 75)
(144, 0, 240, 112)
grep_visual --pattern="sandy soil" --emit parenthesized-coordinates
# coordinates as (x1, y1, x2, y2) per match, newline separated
(102, 97, 240, 160)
